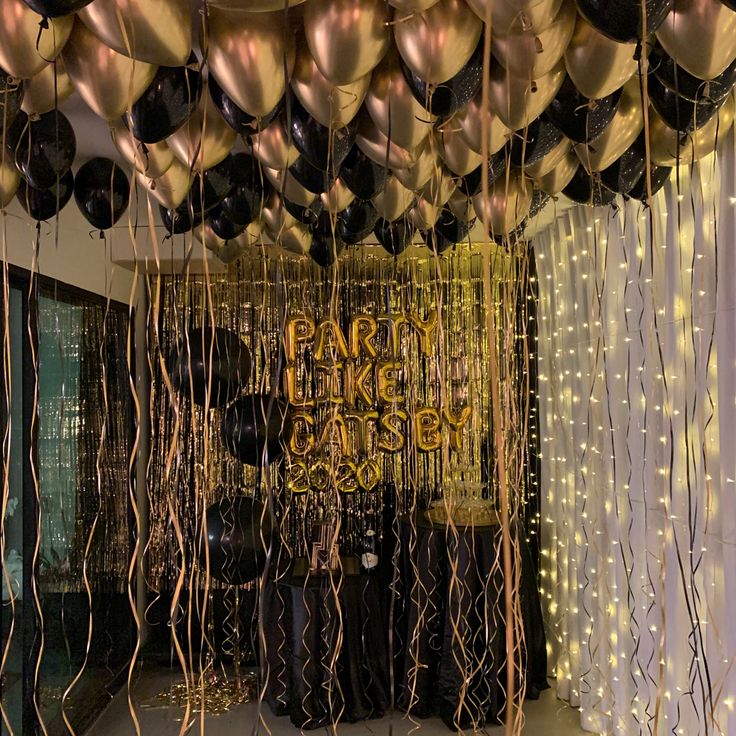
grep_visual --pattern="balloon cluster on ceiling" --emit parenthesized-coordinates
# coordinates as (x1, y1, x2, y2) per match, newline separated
(1, 0, 736, 265)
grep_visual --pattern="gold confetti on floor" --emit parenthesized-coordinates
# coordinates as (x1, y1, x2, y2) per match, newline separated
(141, 673, 257, 716)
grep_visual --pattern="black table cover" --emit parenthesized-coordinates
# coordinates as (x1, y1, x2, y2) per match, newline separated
(262, 566, 390, 729)
(394, 515, 548, 730)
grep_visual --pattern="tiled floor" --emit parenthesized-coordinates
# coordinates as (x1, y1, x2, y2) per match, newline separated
(87, 667, 588, 735)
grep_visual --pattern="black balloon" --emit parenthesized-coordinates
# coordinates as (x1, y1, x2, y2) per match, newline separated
(219, 153, 263, 227)
(563, 165, 617, 206)
(188, 155, 235, 215)
(543, 75, 623, 143)
(424, 207, 473, 253)
(221, 393, 292, 466)
(0, 71, 23, 131)
(73, 157, 130, 230)
(375, 217, 414, 256)
(201, 495, 274, 586)
(576, 0, 672, 43)
(339, 145, 387, 200)
(208, 205, 247, 240)
(16, 169, 74, 221)
(309, 211, 345, 267)
(7, 110, 76, 190)
(510, 117, 564, 167)
(627, 164, 672, 201)
(649, 44, 736, 103)
(600, 134, 648, 195)
(283, 196, 323, 226)
(169, 326, 251, 408)
(460, 149, 507, 197)
(160, 203, 199, 234)
(129, 56, 201, 144)
(209, 75, 282, 135)
(289, 155, 333, 194)
(648, 72, 723, 133)
(338, 198, 379, 244)
(401, 39, 483, 118)
(289, 97, 356, 171)
(21, 0, 91, 15)
(528, 189, 551, 219)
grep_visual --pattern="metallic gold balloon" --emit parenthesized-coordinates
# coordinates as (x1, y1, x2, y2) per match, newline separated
(263, 166, 316, 208)
(78, 0, 190, 67)
(389, 0, 440, 10)
(321, 178, 356, 212)
(409, 198, 441, 229)
(535, 149, 578, 194)
(278, 222, 313, 255)
(392, 139, 438, 189)
(447, 189, 476, 222)
(208, 8, 295, 117)
(525, 135, 571, 178)
(437, 122, 483, 176)
(656, 0, 736, 81)
(356, 115, 416, 169)
(22, 59, 75, 115)
(291, 38, 370, 128)
(62, 19, 157, 120)
(472, 170, 532, 235)
(564, 15, 638, 100)
(304, 0, 390, 86)
(216, 222, 263, 264)
(0, 0, 72, 79)
(488, 59, 566, 131)
(167, 92, 236, 171)
(415, 407, 442, 452)
(455, 94, 510, 155)
(420, 166, 456, 207)
(649, 93, 735, 165)
(574, 78, 643, 172)
(110, 118, 174, 178)
(491, 0, 576, 79)
(137, 157, 192, 209)
(0, 157, 20, 209)
(467, 0, 562, 32)
(393, 0, 482, 85)
(262, 190, 297, 233)
(209, 0, 306, 10)
(249, 118, 300, 170)
(373, 175, 414, 221)
(364, 47, 436, 151)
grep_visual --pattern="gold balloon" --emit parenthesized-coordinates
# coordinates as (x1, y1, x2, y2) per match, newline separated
(79, 0, 190, 67)
(62, 19, 157, 120)
(262, 189, 297, 234)
(564, 15, 637, 100)
(488, 59, 566, 131)
(447, 189, 475, 222)
(656, 0, 736, 81)
(349, 315, 379, 359)
(285, 364, 314, 406)
(291, 37, 370, 128)
(389, 0, 440, 9)
(208, 8, 295, 117)
(392, 139, 438, 189)
(285, 313, 316, 362)
(309, 459, 330, 492)
(137, 157, 193, 209)
(288, 412, 316, 455)
(278, 222, 313, 255)
(535, 149, 578, 194)
(444, 405, 471, 452)
(210, 0, 306, 9)
(263, 166, 317, 208)
(455, 94, 510, 155)
(319, 414, 350, 453)
(648, 93, 735, 166)
(249, 118, 300, 171)
(410, 310, 438, 355)
(0, 157, 20, 209)
(574, 78, 642, 172)
(336, 459, 359, 494)
(193, 221, 225, 252)
(472, 170, 532, 235)
(167, 93, 236, 171)
(492, 0, 576, 79)
(321, 178, 356, 212)
(21, 59, 75, 116)
(110, 117, 174, 178)
(372, 175, 415, 221)
(364, 47, 436, 151)
(437, 122, 483, 176)
(356, 458, 381, 491)
(408, 198, 441, 229)
(377, 409, 408, 453)
(0, 0, 72, 80)
(217, 222, 263, 263)
(420, 167, 456, 207)
(286, 460, 310, 494)
(393, 0, 482, 86)
(304, 0, 390, 86)
(415, 407, 442, 452)
(376, 360, 404, 406)
(525, 135, 571, 178)
(356, 115, 416, 169)
(467, 0, 563, 33)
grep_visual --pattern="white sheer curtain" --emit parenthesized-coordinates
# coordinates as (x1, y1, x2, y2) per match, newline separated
(533, 127, 736, 736)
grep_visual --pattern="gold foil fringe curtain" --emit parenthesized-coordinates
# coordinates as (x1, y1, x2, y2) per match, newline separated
(146, 244, 534, 586)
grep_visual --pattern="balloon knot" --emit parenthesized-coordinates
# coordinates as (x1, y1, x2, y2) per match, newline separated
(633, 41, 642, 63)
(99, 230, 105, 239)
(530, 80, 538, 94)
(39, 16, 49, 30)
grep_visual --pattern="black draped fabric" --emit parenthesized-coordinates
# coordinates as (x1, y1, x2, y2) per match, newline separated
(394, 515, 548, 730)
(262, 569, 391, 729)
